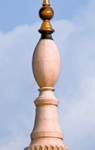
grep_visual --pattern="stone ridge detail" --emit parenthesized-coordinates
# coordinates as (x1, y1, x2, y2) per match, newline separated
(26, 145, 69, 150)
(35, 99, 59, 106)
(32, 131, 63, 140)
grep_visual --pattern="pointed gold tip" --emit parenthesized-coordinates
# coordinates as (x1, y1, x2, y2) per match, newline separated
(43, 0, 50, 6)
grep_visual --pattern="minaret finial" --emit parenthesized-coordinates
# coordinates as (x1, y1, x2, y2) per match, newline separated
(25, 1, 70, 150)
(39, 0, 54, 38)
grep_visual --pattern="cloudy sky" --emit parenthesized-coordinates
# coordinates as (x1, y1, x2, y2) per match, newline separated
(0, 0, 95, 150)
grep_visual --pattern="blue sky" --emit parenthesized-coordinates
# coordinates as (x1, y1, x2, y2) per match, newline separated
(0, 0, 95, 150)
(0, 0, 87, 32)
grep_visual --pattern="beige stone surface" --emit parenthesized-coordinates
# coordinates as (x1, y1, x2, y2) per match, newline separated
(32, 39, 60, 87)
(25, 39, 69, 150)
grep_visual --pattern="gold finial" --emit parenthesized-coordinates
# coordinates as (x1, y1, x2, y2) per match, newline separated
(39, 0, 54, 38)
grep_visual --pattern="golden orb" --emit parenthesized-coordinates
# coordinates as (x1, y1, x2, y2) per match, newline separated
(39, 6, 54, 20)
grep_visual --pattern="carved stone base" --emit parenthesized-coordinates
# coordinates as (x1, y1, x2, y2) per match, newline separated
(25, 145, 69, 150)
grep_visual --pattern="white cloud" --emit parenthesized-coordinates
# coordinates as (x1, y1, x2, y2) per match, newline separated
(0, 0, 95, 150)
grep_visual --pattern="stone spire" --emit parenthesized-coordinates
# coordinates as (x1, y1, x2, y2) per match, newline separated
(25, 0, 69, 150)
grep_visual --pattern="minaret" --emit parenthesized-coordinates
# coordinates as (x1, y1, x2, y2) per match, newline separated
(25, 0, 69, 150)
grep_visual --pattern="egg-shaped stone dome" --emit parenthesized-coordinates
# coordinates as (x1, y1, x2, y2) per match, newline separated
(32, 39, 60, 88)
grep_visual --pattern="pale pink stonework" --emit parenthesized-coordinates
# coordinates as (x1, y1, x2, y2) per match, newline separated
(25, 39, 69, 150)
